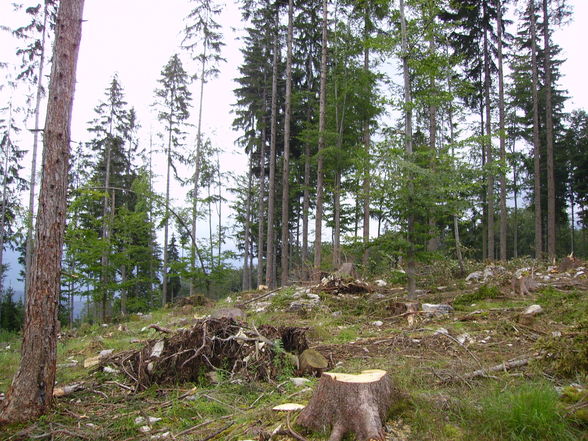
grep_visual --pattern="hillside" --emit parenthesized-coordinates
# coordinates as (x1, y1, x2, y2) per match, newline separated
(1, 259, 587, 441)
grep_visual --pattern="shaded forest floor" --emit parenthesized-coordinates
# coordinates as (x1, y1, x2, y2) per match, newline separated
(1, 259, 587, 440)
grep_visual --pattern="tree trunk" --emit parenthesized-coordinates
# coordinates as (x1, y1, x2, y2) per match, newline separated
(162, 119, 173, 306)
(191, 52, 206, 297)
(242, 158, 253, 291)
(530, 0, 543, 259)
(314, 0, 328, 282)
(0, 104, 13, 296)
(512, 137, 519, 259)
(333, 171, 341, 269)
(297, 370, 395, 441)
(542, 0, 556, 259)
(280, 0, 293, 287)
(361, 12, 371, 268)
(265, 21, 279, 290)
(24, 1, 51, 301)
(0, 0, 84, 423)
(400, 0, 416, 299)
(483, 2, 494, 261)
(257, 111, 267, 288)
(497, 0, 508, 261)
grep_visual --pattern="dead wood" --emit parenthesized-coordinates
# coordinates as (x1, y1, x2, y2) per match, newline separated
(107, 318, 308, 390)
(314, 276, 372, 295)
(511, 275, 539, 295)
(238, 287, 283, 307)
(297, 369, 397, 441)
(147, 324, 172, 334)
(443, 355, 542, 383)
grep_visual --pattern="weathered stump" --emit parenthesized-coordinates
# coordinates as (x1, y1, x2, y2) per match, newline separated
(297, 369, 395, 441)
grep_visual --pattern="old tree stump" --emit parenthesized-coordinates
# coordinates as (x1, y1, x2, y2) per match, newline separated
(297, 369, 395, 441)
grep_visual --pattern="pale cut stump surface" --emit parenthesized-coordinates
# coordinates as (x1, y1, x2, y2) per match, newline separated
(297, 369, 395, 441)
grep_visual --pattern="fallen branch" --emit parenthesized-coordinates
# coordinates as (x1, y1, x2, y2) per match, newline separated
(199, 422, 234, 441)
(238, 287, 282, 307)
(148, 324, 173, 334)
(444, 355, 542, 382)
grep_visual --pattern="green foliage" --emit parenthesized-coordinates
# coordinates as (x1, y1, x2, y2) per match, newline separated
(535, 320, 588, 377)
(453, 284, 501, 308)
(0, 288, 23, 332)
(474, 382, 578, 441)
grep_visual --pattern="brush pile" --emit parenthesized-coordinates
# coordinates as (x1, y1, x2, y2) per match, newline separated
(106, 318, 308, 391)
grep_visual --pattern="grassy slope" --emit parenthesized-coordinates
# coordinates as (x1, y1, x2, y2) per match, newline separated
(0, 263, 586, 440)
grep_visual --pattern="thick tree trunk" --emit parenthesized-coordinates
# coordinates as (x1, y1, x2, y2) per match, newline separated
(542, 0, 556, 259)
(280, 0, 293, 287)
(265, 23, 279, 290)
(530, 0, 543, 259)
(497, 0, 508, 261)
(0, 0, 84, 423)
(314, 0, 328, 281)
(400, 0, 416, 299)
(297, 370, 395, 441)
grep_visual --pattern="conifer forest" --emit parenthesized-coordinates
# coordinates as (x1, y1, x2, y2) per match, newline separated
(0, 0, 587, 439)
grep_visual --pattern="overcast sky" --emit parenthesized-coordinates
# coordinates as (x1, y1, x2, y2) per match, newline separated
(1, 0, 587, 293)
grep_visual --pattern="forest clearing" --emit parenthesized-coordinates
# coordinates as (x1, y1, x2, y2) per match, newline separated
(1, 0, 588, 438)
(1, 258, 587, 440)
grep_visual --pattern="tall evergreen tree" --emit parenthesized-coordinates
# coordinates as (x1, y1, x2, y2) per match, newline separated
(182, 0, 225, 296)
(154, 54, 192, 306)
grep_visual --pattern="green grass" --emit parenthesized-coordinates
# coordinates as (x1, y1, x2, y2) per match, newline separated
(453, 284, 502, 308)
(472, 382, 579, 441)
(537, 287, 588, 324)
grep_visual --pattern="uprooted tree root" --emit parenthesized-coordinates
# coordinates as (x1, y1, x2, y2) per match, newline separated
(106, 318, 308, 390)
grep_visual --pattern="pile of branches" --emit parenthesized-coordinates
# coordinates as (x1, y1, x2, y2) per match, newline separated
(314, 275, 372, 295)
(106, 318, 308, 391)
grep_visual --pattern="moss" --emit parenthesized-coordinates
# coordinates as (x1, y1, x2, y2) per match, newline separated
(453, 284, 501, 308)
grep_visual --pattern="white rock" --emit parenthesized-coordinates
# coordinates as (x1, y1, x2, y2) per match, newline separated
(306, 293, 321, 301)
(372, 320, 384, 327)
(99, 349, 114, 358)
(151, 340, 165, 358)
(456, 333, 474, 345)
(290, 377, 311, 387)
(552, 331, 562, 337)
(466, 270, 484, 282)
(331, 311, 342, 317)
(523, 304, 543, 316)
(151, 432, 171, 440)
(422, 303, 454, 315)
(434, 328, 449, 336)
(103, 366, 119, 374)
(139, 425, 151, 433)
(375, 279, 387, 287)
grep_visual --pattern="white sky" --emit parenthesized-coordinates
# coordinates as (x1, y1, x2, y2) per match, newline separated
(0, 0, 587, 291)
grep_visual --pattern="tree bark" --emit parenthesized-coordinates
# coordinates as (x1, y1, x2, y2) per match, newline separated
(257, 111, 267, 288)
(530, 0, 543, 259)
(483, 1, 494, 261)
(400, 0, 416, 299)
(314, 0, 328, 282)
(0, 0, 84, 423)
(280, 0, 293, 287)
(265, 19, 279, 290)
(297, 370, 395, 441)
(497, 0, 508, 261)
(361, 11, 371, 268)
(25, 1, 51, 301)
(542, 0, 556, 259)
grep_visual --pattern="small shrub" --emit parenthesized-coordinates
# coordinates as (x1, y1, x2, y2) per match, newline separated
(453, 284, 501, 308)
(475, 382, 578, 441)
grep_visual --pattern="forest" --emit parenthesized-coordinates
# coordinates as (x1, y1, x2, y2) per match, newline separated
(0, 0, 587, 438)
(0, 0, 586, 327)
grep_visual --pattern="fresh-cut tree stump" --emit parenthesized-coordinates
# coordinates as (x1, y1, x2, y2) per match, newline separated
(297, 369, 395, 441)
